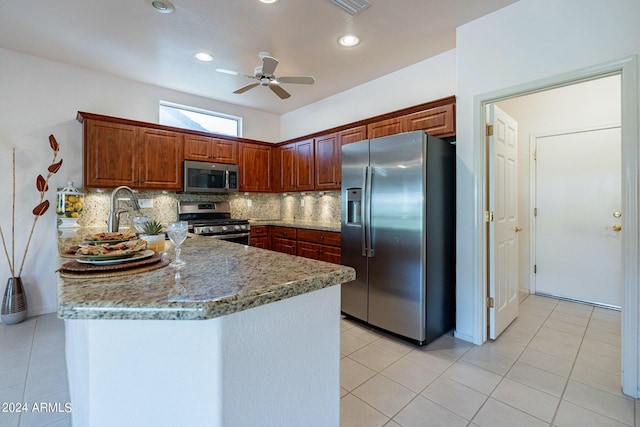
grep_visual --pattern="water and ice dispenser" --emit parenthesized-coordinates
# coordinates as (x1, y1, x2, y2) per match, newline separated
(346, 188, 362, 225)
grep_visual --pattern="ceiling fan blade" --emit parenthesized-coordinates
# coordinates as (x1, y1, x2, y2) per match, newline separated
(261, 56, 279, 76)
(233, 82, 260, 94)
(215, 68, 240, 76)
(217, 68, 256, 79)
(277, 76, 315, 85)
(269, 84, 291, 99)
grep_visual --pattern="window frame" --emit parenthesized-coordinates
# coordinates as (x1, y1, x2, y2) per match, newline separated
(159, 101, 242, 137)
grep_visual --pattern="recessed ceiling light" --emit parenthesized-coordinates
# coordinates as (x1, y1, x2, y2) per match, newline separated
(338, 34, 360, 47)
(259, 0, 279, 3)
(145, 0, 175, 13)
(195, 52, 213, 62)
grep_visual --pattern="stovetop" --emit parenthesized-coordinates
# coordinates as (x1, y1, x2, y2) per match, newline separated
(178, 201, 249, 235)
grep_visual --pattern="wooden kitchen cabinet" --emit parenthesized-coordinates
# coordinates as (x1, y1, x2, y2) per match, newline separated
(367, 117, 406, 139)
(138, 128, 184, 189)
(314, 134, 341, 190)
(279, 139, 314, 192)
(249, 226, 271, 250)
(296, 229, 341, 264)
(271, 226, 297, 255)
(239, 143, 273, 192)
(83, 119, 183, 190)
(406, 103, 455, 138)
(338, 126, 367, 145)
(184, 135, 238, 164)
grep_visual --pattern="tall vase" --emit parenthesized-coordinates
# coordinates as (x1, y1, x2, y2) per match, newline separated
(1, 277, 27, 325)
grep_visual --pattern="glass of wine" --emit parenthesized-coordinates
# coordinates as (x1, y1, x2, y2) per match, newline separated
(167, 221, 188, 268)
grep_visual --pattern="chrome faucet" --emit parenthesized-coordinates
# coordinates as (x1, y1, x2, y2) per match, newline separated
(107, 186, 141, 232)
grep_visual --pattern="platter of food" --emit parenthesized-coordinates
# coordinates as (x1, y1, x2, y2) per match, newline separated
(83, 229, 136, 245)
(75, 238, 148, 263)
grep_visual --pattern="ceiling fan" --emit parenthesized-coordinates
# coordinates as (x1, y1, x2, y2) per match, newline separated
(216, 52, 315, 99)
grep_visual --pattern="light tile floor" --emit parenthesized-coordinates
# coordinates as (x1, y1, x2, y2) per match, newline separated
(1, 294, 638, 426)
(0, 313, 70, 427)
(341, 293, 640, 427)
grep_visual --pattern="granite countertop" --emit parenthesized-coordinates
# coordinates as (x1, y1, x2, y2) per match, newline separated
(248, 219, 341, 232)
(57, 236, 355, 321)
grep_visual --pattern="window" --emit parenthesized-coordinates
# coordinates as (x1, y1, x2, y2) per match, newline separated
(159, 101, 242, 137)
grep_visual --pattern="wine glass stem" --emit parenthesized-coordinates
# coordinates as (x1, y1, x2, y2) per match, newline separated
(175, 246, 181, 263)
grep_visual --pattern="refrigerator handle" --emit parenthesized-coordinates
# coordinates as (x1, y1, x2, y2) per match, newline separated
(365, 165, 374, 258)
(361, 166, 368, 257)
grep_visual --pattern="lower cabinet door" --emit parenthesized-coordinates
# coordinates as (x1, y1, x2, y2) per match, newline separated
(272, 237, 297, 255)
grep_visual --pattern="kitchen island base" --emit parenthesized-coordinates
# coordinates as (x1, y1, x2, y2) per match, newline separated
(65, 285, 340, 427)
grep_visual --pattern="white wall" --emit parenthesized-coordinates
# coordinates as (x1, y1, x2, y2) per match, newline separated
(496, 75, 621, 293)
(280, 49, 456, 140)
(0, 48, 279, 320)
(455, 0, 640, 343)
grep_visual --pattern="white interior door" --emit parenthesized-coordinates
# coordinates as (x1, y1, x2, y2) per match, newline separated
(488, 104, 519, 339)
(534, 127, 622, 307)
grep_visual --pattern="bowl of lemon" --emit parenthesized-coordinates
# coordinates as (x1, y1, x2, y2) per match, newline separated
(56, 182, 84, 228)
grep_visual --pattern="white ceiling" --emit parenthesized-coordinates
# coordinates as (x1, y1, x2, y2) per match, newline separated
(0, 0, 518, 115)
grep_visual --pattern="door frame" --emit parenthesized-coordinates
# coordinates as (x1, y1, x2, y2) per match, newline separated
(473, 56, 639, 396)
(530, 124, 622, 305)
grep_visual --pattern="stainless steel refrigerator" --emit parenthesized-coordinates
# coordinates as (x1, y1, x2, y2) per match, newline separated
(341, 131, 455, 345)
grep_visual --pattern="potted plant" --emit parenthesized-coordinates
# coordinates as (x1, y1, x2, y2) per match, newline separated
(140, 219, 165, 252)
(1, 135, 63, 324)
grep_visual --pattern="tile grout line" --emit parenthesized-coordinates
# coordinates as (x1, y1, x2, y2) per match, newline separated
(464, 296, 559, 425)
(547, 304, 593, 427)
(17, 316, 38, 427)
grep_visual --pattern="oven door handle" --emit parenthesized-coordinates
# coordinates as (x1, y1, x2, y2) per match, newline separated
(208, 232, 250, 240)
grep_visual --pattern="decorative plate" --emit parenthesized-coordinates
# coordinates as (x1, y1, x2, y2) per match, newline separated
(76, 250, 155, 265)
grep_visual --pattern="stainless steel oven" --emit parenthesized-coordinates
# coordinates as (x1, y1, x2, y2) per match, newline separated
(178, 201, 250, 245)
(207, 232, 250, 245)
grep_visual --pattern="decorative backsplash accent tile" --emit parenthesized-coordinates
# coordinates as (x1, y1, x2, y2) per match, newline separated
(77, 189, 341, 229)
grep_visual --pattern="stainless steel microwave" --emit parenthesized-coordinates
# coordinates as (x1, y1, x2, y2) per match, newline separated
(183, 160, 239, 193)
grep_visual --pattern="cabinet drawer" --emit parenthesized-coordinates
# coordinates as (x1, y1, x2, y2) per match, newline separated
(250, 226, 269, 237)
(296, 229, 341, 246)
(297, 241, 341, 264)
(271, 226, 297, 239)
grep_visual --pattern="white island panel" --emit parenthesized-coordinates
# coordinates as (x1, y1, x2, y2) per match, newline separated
(65, 285, 340, 427)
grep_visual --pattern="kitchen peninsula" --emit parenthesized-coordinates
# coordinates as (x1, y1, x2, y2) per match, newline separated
(57, 236, 355, 427)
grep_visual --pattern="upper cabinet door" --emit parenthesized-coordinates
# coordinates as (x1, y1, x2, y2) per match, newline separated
(338, 126, 367, 146)
(367, 117, 406, 139)
(406, 104, 455, 138)
(138, 128, 184, 189)
(279, 143, 296, 192)
(239, 143, 272, 192)
(212, 139, 238, 164)
(315, 134, 340, 190)
(84, 120, 138, 188)
(295, 139, 315, 191)
(184, 135, 213, 161)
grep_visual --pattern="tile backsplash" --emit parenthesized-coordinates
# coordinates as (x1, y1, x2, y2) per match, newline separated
(76, 190, 341, 228)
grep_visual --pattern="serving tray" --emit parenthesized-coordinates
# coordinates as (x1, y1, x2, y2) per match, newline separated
(58, 253, 169, 278)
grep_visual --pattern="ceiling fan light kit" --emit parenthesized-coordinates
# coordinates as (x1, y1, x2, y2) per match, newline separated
(220, 52, 315, 100)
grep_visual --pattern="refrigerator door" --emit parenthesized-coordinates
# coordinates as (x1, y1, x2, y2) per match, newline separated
(368, 132, 427, 341)
(341, 140, 370, 321)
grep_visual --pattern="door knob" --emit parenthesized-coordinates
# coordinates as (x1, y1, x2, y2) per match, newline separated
(611, 224, 622, 231)
(514, 226, 523, 232)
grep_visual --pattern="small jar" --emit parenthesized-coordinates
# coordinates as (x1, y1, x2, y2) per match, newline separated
(56, 182, 84, 228)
